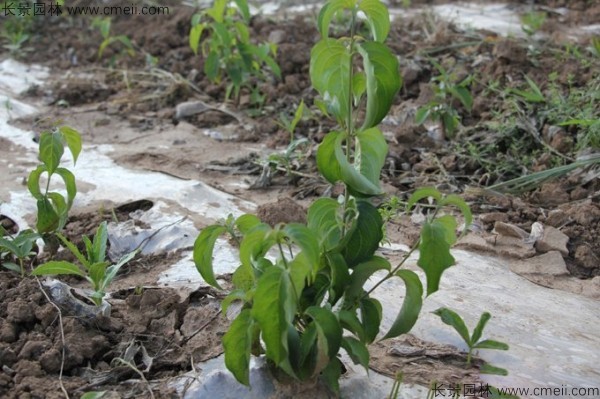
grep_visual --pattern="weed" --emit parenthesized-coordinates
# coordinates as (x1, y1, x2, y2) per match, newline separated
(189, 0, 281, 103)
(32, 221, 137, 306)
(28, 126, 81, 235)
(520, 11, 546, 37)
(277, 100, 306, 143)
(0, 3, 34, 55)
(433, 308, 508, 374)
(0, 229, 40, 276)
(415, 59, 473, 139)
(92, 17, 135, 62)
(194, 0, 472, 391)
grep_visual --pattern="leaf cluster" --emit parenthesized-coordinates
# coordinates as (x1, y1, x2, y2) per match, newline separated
(28, 126, 81, 234)
(32, 221, 137, 306)
(189, 0, 281, 102)
(415, 59, 473, 139)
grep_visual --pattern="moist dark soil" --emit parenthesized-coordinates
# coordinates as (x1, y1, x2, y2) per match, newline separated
(1, 0, 599, 396)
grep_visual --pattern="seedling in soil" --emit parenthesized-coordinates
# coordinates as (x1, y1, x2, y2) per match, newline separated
(520, 11, 547, 37)
(189, 0, 281, 103)
(415, 59, 473, 139)
(92, 17, 135, 61)
(277, 100, 306, 143)
(1, 9, 34, 55)
(28, 126, 81, 235)
(0, 229, 40, 277)
(194, 0, 472, 392)
(433, 308, 509, 374)
(510, 75, 545, 104)
(32, 221, 137, 306)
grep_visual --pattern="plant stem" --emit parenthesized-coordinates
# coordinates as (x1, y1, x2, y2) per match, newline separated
(342, 8, 357, 237)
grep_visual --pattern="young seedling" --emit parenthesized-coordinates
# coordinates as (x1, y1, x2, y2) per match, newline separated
(189, 0, 281, 103)
(415, 59, 473, 139)
(0, 229, 40, 277)
(194, 0, 472, 392)
(28, 126, 81, 235)
(32, 222, 137, 306)
(510, 75, 545, 104)
(92, 17, 135, 60)
(433, 307, 509, 374)
(520, 11, 547, 37)
(277, 100, 306, 143)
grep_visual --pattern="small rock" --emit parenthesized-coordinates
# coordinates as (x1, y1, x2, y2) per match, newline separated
(535, 225, 569, 256)
(39, 348, 62, 373)
(7, 301, 35, 324)
(574, 245, 599, 270)
(545, 209, 569, 227)
(268, 29, 286, 44)
(0, 322, 17, 343)
(511, 251, 569, 277)
(480, 212, 508, 224)
(456, 233, 536, 259)
(175, 101, 210, 120)
(493, 222, 529, 239)
(581, 277, 600, 300)
(18, 341, 48, 360)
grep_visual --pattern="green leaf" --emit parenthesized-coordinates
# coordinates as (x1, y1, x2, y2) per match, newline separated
(204, 50, 221, 81)
(288, 252, 311, 296)
(283, 224, 320, 270)
(415, 107, 431, 125)
(235, 214, 262, 234)
(343, 201, 383, 267)
(239, 224, 274, 272)
(310, 39, 351, 124)
(354, 127, 388, 190)
(290, 100, 305, 133)
(207, 0, 227, 23)
(102, 250, 137, 291)
(221, 289, 247, 313)
(360, 297, 382, 343)
(317, 0, 355, 38)
(382, 270, 423, 339)
(358, 0, 390, 42)
(53, 168, 77, 209)
(356, 41, 401, 129)
(88, 262, 108, 290)
(440, 194, 472, 234)
(473, 339, 509, 351)
(39, 130, 64, 175)
(450, 85, 473, 111)
(2, 262, 22, 273)
(316, 131, 344, 186)
(341, 336, 369, 370)
(320, 356, 342, 394)
(91, 221, 108, 264)
(338, 309, 366, 342)
(27, 165, 45, 200)
(189, 22, 206, 55)
(233, 0, 251, 22)
(32, 261, 85, 277)
(435, 214, 458, 246)
(46, 192, 68, 230)
(81, 392, 107, 399)
(0, 237, 20, 255)
(36, 197, 60, 233)
(524, 75, 545, 102)
(305, 306, 342, 359)
(345, 256, 390, 304)
(432, 308, 471, 346)
(299, 322, 318, 367)
(326, 253, 350, 305)
(480, 363, 509, 376)
(223, 309, 254, 385)
(406, 187, 442, 212)
(193, 225, 227, 289)
(334, 133, 382, 196)
(470, 312, 491, 344)
(57, 233, 89, 269)
(58, 126, 82, 165)
(252, 266, 296, 365)
(418, 219, 456, 295)
(98, 37, 114, 58)
(308, 198, 342, 252)
(352, 72, 366, 104)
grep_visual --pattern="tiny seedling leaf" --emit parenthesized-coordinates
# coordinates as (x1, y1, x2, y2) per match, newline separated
(32, 261, 85, 277)
(473, 339, 509, 351)
(432, 307, 471, 346)
(480, 363, 509, 376)
(193, 225, 227, 289)
(341, 336, 369, 370)
(58, 126, 82, 164)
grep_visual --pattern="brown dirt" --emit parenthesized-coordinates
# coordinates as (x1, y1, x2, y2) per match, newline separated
(0, 272, 229, 398)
